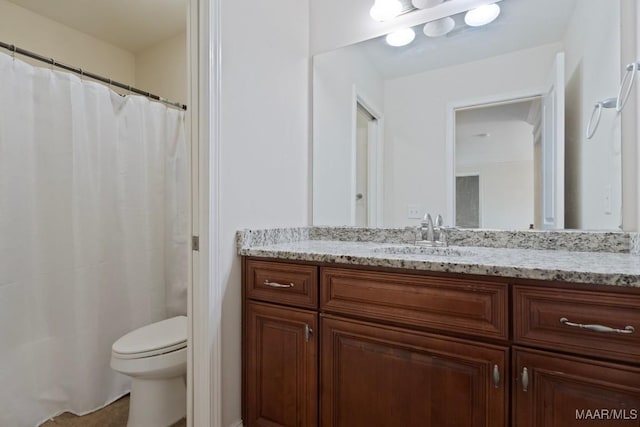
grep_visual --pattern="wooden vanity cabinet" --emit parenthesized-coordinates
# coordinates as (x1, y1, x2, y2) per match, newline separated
(243, 259, 509, 427)
(512, 285, 640, 427)
(321, 315, 508, 427)
(319, 267, 509, 427)
(243, 259, 319, 427)
(245, 301, 318, 427)
(512, 347, 640, 427)
(243, 257, 640, 427)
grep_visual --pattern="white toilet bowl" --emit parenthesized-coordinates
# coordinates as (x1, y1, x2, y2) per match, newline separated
(111, 316, 187, 427)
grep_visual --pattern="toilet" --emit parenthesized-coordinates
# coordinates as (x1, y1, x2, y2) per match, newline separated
(111, 316, 187, 427)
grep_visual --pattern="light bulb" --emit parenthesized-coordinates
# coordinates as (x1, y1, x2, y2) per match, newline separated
(385, 28, 416, 47)
(464, 3, 501, 27)
(423, 17, 455, 37)
(370, 0, 403, 22)
(412, 0, 443, 9)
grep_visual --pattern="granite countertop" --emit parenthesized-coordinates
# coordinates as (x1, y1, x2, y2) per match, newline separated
(237, 228, 640, 288)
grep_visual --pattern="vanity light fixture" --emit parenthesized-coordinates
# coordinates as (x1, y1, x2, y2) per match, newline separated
(374, 0, 502, 46)
(464, 3, 501, 27)
(370, 0, 403, 22)
(386, 28, 416, 47)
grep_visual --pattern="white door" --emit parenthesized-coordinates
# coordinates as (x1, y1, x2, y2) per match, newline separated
(539, 52, 565, 229)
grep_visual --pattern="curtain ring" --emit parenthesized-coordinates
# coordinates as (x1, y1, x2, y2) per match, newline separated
(616, 63, 638, 112)
(50, 58, 56, 71)
(10, 44, 16, 60)
(79, 68, 84, 80)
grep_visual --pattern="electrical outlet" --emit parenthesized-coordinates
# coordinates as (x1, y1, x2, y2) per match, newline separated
(604, 185, 612, 215)
(407, 204, 422, 219)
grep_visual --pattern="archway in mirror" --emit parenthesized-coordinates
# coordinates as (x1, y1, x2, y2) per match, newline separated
(455, 98, 541, 230)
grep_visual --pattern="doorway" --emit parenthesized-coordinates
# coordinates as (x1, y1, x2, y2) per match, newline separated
(455, 97, 541, 229)
(353, 97, 382, 227)
(355, 103, 375, 226)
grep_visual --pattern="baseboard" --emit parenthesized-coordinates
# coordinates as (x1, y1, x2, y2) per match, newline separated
(227, 420, 243, 427)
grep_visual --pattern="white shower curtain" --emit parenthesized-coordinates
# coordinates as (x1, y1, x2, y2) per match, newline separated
(0, 52, 189, 427)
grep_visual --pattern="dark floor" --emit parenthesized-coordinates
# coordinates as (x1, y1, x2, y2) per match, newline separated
(40, 395, 186, 427)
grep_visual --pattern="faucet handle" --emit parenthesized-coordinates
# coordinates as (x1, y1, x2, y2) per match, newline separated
(439, 228, 448, 246)
(435, 214, 443, 228)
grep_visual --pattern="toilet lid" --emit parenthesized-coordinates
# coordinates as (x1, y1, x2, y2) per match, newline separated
(112, 316, 187, 359)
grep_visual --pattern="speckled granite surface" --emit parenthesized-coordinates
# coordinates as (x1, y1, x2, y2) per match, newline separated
(237, 228, 640, 287)
(307, 227, 633, 253)
(236, 227, 310, 248)
(238, 240, 640, 287)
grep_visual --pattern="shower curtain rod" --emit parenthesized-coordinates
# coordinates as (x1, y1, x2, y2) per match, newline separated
(0, 41, 187, 111)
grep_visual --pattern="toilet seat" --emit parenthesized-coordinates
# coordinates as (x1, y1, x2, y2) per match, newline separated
(112, 316, 187, 360)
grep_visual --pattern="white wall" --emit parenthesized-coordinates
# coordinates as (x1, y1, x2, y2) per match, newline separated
(564, 0, 621, 230)
(0, 0, 135, 85)
(310, 0, 389, 54)
(383, 42, 561, 227)
(313, 45, 384, 225)
(135, 32, 187, 106)
(219, 0, 310, 425)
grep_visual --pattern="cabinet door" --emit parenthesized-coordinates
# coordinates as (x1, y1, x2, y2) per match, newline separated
(513, 347, 640, 427)
(246, 301, 318, 427)
(321, 315, 508, 427)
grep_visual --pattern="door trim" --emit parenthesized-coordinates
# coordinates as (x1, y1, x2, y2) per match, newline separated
(188, 0, 222, 426)
(351, 85, 384, 226)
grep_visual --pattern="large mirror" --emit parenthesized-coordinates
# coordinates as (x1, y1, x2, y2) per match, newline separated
(313, 0, 623, 230)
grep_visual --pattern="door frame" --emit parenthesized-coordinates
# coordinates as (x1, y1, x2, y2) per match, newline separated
(187, 0, 222, 426)
(351, 85, 384, 227)
(445, 88, 544, 227)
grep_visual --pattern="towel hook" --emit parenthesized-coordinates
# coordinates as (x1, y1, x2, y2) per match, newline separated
(616, 62, 639, 112)
(586, 97, 616, 140)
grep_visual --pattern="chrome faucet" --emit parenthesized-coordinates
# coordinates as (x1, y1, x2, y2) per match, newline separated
(422, 213, 434, 242)
(417, 213, 448, 246)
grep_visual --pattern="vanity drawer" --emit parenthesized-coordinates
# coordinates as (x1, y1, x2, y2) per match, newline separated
(513, 285, 640, 363)
(320, 267, 508, 340)
(245, 259, 318, 309)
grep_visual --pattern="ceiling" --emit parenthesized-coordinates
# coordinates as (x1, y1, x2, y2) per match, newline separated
(6, 0, 187, 53)
(456, 98, 539, 147)
(359, 0, 578, 79)
(457, 98, 541, 127)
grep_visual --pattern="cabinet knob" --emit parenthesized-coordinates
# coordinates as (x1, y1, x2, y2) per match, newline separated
(521, 367, 529, 392)
(492, 364, 500, 388)
(304, 324, 313, 342)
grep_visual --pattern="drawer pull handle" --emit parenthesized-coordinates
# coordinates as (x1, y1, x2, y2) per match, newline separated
(304, 324, 313, 342)
(263, 280, 295, 289)
(492, 364, 500, 388)
(521, 367, 529, 392)
(559, 317, 635, 334)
